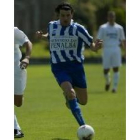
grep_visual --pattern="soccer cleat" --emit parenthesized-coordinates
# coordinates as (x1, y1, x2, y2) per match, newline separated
(105, 83, 110, 91)
(14, 129, 24, 138)
(112, 89, 117, 93)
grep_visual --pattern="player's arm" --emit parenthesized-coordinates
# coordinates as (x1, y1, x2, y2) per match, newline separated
(121, 39, 126, 58)
(36, 31, 48, 40)
(121, 40, 126, 49)
(90, 39, 103, 52)
(120, 27, 126, 57)
(77, 25, 103, 52)
(20, 41, 32, 69)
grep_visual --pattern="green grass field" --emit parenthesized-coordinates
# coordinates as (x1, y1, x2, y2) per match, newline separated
(15, 64, 126, 140)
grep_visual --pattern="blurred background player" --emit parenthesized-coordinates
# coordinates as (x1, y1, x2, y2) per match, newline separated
(14, 27, 32, 138)
(97, 11, 125, 93)
(36, 2, 102, 126)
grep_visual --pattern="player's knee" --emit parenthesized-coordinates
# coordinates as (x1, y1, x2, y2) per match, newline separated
(104, 69, 110, 74)
(66, 89, 76, 100)
(113, 67, 119, 72)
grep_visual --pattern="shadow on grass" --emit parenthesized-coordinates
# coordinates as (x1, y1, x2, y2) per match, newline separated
(51, 138, 70, 140)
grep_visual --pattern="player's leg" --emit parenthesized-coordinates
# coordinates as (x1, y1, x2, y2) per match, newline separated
(14, 95, 23, 107)
(14, 94, 24, 138)
(14, 114, 21, 130)
(14, 114, 24, 138)
(14, 68, 27, 138)
(111, 48, 121, 93)
(69, 62, 88, 105)
(61, 81, 85, 126)
(112, 67, 120, 93)
(104, 68, 111, 91)
(14, 95, 24, 138)
(74, 87, 87, 105)
(102, 50, 111, 91)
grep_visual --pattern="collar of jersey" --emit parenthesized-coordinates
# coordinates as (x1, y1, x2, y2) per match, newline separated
(107, 22, 117, 27)
(57, 19, 74, 25)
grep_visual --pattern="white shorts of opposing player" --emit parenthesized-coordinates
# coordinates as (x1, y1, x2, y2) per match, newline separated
(102, 47, 121, 69)
(14, 62, 27, 95)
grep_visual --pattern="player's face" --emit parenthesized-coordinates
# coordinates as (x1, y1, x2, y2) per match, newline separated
(59, 10, 73, 26)
(108, 14, 116, 25)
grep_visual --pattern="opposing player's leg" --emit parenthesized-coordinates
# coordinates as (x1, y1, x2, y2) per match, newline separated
(61, 81, 85, 126)
(14, 114, 21, 130)
(14, 95, 23, 107)
(112, 67, 119, 93)
(14, 114, 24, 138)
(14, 94, 24, 138)
(14, 94, 25, 138)
(14, 67, 27, 138)
(104, 69, 111, 91)
(102, 50, 112, 91)
(111, 47, 121, 93)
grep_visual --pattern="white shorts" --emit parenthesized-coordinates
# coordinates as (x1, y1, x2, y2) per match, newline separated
(102, 47, 122, 69)
(14, 64, 27, 95)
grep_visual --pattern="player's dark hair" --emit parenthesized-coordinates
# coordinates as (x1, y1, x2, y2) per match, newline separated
(107, 11, 116, 17)
(55, 2, 74, 14)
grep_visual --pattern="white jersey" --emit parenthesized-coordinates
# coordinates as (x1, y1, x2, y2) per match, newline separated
(14, 27, 29, 64)
(14, 27, 29, 95)
(97, 22, 125, 49)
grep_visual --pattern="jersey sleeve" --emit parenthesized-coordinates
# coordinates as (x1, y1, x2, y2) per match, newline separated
(77, 24, 93, 47)
(97, 26, 104, 40)
(14, 27, 29, 46)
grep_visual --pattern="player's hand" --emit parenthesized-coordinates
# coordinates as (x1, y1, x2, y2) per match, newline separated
(95, 39, 103, 50)
(36, 30, 43, 39)
(20, 58, 29, 69)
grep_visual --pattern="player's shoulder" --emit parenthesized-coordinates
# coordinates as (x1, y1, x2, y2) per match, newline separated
(14, 27, 24, 34)
(73, 22, 86, 31)
(48, 20, 56, 24)
(74, 22, 84, 28)
(14, 27, 18, 30)
(99, 23, 108, 29)
(115, 23, 124, 29)
(48, 20, 61, 25)
(14, 27, 21, 36)
(14, 27, 20, 33)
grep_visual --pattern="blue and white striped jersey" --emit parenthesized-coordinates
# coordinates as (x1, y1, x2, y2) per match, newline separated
(47, 20, 93, 64)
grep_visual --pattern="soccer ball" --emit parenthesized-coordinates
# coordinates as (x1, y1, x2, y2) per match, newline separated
(77, 125, 95, 140)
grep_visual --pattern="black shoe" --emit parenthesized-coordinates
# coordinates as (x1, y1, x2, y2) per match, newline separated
(105, 83, 110, 91)
(14, 129, 24, 138)
(112, 89, 117, 93)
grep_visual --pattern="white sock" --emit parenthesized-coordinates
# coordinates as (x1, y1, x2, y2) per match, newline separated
(14, 114, 21, 130)
(113, 72, 120, 90)
(104, 73, 110, 85)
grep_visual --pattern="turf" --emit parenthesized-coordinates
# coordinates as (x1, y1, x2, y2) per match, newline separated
(14, 64, 126, 140)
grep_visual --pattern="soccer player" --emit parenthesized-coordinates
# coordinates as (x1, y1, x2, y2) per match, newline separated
(14, 27, 32, 138)
(36, 2, 102, 126)
(97, 11, 126, 93)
